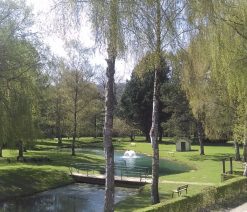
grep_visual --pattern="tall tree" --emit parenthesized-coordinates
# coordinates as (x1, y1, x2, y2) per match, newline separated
(125, 0, 187, 203)
(62, 41, 94, 156)
(0, 0, 43, 157)
(120, 53, 170, 142)
(62, 69, 98, 155)
(51, 63, 67, 144)
(89, 1, 128, 210)
(182, 0, 247, 158)
(52, 0, 128, 209)
(161, 55, 196, 139)
(0, 101, 8, 157)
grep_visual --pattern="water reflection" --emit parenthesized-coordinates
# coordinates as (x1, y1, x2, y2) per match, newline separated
(0, 184, 138, 212)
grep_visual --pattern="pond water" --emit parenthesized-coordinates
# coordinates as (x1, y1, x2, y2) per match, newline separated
(0, 184, 138, 212)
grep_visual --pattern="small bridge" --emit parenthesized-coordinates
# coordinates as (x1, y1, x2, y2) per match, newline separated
(69, 163, 151, 187)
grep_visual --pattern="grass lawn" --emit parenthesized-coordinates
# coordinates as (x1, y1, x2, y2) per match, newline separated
(0, 137, 244, 211)
(113, 137, 244, 211)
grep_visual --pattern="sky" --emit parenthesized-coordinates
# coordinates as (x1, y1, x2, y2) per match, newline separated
(26, 0, 133, 81)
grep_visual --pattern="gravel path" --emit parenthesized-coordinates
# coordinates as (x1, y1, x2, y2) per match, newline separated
(230, 202, 247, 212)
(160, 180, 215, 186)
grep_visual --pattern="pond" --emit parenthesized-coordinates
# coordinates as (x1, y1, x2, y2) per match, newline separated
(0, 184, 138, 212)
(68, 148, 192, 176)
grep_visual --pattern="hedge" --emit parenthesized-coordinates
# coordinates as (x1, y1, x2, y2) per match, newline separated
(134, 177, 247, 212)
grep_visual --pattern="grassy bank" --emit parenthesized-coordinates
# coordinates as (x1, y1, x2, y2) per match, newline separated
(0, 165, 73, 201)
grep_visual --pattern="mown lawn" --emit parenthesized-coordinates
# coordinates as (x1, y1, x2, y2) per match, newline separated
(0, 137, 244, 211)
(114, 139, 244, 211)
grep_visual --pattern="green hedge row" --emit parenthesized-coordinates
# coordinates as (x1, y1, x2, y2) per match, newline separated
(135, 177, 247, 212)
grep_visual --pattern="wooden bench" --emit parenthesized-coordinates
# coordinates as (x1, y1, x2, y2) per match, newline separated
(172, 185, 188, 197)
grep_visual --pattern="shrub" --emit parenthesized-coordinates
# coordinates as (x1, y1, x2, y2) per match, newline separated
(134, 177, 247, 212)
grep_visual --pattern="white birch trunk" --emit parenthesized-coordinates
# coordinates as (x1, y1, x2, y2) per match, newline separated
(104, 56, 115, 212)
(150, 69, 160, 204)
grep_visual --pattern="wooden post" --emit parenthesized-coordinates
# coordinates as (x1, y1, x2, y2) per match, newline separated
(222, 159, 226, 174)
(229, 157, 233, 174)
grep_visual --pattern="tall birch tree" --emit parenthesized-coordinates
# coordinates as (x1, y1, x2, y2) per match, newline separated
(52, 0, 128, 210)
(125, 0, 187, 204)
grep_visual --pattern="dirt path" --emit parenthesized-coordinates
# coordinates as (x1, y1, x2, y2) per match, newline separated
(160, 180, 216, 186)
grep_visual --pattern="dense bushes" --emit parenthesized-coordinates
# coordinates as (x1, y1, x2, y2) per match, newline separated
(135, 177, 247, 212)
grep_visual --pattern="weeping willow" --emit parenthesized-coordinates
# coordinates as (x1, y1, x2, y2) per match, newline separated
(182, 0, 247, 145)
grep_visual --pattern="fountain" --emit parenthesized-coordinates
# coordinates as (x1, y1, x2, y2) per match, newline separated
(123, 150, 137, 158)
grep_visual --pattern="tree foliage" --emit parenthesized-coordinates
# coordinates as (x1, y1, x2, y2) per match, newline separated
(0, 0, 46, 157)
(120, 52, 170, 141)
(180, 0, 247, 156)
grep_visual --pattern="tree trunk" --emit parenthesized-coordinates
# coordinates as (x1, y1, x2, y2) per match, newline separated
(72, 75, 79, 157)
(0, 144, 3, 157)
(72, 85, 78, 156)
(145, 133, 150, 142)
(18, 140, 24, 158)
(234, 141, 241, 161)
(72, 136, 76, 156)
(243, 164, 247, 176)
(58, 137, 62, 146)
(56, 98, 62, 146)
(130, 132, 135, 141)
(104, 56, 115, 212)
(243, 127, 247, 175)
(94, 115, 97, 138)
(158, 124, 163, 143)
(197, 121, 205, 155)
(243, 140, 247, 163)
(150, 69, 160, 204)
(149, 0, 162, 204)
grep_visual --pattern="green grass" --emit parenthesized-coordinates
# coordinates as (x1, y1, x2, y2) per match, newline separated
(0, 165, 73, 201)
(113, 139, 244, 211)
(117, 141, 242, 183)
(0, 142, 105, 201)
(116, 140, 245, 211)
(0, 136, 244, 212)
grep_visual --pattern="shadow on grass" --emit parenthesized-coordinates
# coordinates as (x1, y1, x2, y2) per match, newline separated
(25, 151, 105, 168)
(0, 150, 105, 169)
(158, 156, 193, 176)
(115, 186, 173, 212)
(115, 188, 151, 212)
